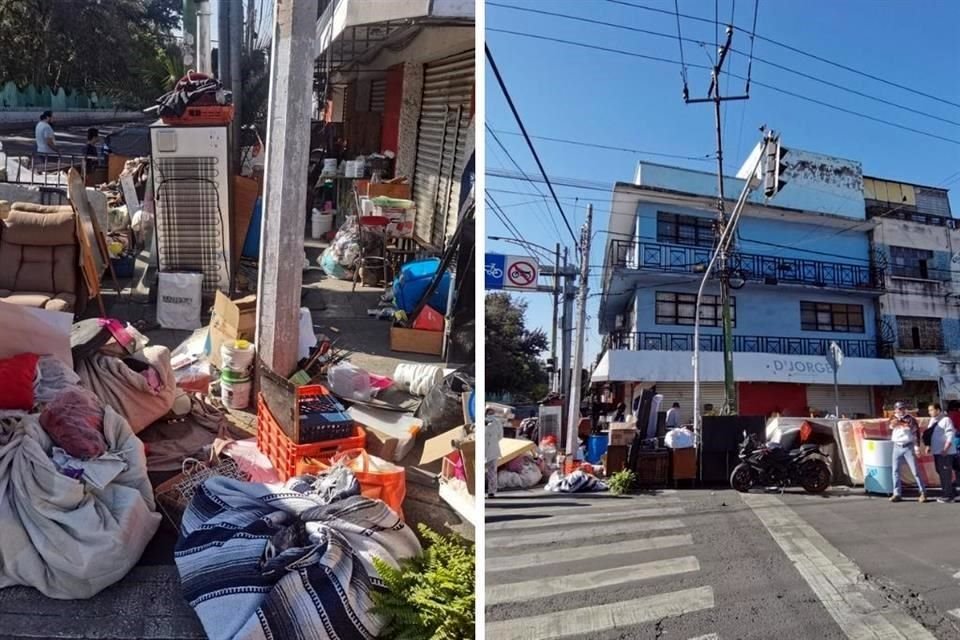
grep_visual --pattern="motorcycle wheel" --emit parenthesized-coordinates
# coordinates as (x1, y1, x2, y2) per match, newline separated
(730, 463, 755, 493)
(800, 460, 831, 494)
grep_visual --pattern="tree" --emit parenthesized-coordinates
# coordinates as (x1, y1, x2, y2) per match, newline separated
(0, 0, 183, 107)
(485, 292, 549, 399)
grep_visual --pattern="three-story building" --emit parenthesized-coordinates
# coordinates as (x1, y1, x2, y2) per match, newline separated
(593, 145, 902, 423)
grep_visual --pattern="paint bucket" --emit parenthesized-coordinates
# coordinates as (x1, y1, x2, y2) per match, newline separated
(220, 339, 255, 375)
(862, 439, 893, 468)
(220, 369, 252, 410)
(311, 208, 333, 239)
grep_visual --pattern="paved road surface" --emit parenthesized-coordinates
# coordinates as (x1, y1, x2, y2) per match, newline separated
(485, 487, 960, 640)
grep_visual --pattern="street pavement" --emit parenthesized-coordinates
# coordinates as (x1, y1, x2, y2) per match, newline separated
(485, 487, 960, 640)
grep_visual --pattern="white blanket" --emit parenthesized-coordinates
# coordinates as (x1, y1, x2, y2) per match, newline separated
(0, 406, 161, 599)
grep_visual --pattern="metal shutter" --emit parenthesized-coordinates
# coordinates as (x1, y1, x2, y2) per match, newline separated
(806, 385, 872, 418)
(369, 78, 386, 112)
(412, 49, 474, 249)
(652, 383, 726, 425)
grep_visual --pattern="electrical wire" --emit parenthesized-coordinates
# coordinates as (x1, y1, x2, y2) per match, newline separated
(486, 45, 581, 251)
(604, 0, 960, 111)
(674, 0, 689, 97)
(486, 124, 565, 242)
(486, 192, 553, 262)
(487, 28, 960, 147)
(486, 6, 960, 129)
(488, 128, 715, 162)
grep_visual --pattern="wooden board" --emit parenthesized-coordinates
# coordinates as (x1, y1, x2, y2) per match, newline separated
(355, 180, 411, 200)
(108, 154, 130, 183)
(66, 169, 105, 276)
(233, 175, 259, 267)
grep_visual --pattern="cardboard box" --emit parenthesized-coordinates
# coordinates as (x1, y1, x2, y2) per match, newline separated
(421, 426, 476, 495)
(390, 325, 443, 356)
(671, 447, 697, 481)
(208, 292, 257, 369)
(609, 422, 638, 446)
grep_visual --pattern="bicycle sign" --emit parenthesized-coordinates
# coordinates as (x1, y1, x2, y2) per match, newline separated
(485, 253, 540, 290)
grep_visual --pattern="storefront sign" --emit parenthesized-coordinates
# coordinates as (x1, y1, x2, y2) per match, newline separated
(769, 358, 832, 375)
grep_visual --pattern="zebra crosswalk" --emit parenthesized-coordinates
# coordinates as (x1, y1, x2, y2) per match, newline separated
(485, 490, 719, 639)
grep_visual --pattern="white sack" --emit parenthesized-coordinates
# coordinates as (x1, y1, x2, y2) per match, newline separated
(0, 406, 161, 599)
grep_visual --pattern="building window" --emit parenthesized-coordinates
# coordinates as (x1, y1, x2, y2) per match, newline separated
(896, 316, 943, 352)
(889, 246, 933, 279)
(800, 302, 865, 333)
(656, 292, 735, 327)
(657, 212, 714, 247)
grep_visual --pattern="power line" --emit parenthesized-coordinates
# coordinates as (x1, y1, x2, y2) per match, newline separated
(485, 193, 551, 263)
(489, 127, 715, 162)
(604, 0, 960, 111)
(487, 28, 960, 147)
(486, 45, 580, 251)
(487, 4, 960, 129)
(486, 124, 565, 242)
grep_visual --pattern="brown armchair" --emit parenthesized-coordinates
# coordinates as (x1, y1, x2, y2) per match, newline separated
(0, 207, 87, 314)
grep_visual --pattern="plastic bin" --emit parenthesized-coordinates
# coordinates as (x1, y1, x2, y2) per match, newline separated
(864, 465, 894, 495)
(392, 258, 451, 315)
(256, 393, 366, 481)
(586, 434, 608, 464)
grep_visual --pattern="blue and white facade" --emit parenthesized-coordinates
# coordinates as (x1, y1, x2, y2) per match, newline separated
(594, 144, 905, 422)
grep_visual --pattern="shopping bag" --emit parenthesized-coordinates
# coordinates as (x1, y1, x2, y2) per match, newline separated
(157, 272, 203, 330)
(321, 448, 406, 518)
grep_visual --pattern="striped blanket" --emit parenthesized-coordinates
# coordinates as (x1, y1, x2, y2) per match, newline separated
(545, 469, 609, 493)
(174, 468, 421, 640)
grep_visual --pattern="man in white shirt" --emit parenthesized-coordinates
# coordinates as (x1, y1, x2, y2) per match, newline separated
(665, 402, 681, 430)
(926, 403, 956, 503)
(34, 111, 58, 157)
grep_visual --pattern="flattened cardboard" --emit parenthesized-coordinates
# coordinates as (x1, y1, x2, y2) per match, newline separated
(208, 291, 257, 369)
(497, 438, 536, 467)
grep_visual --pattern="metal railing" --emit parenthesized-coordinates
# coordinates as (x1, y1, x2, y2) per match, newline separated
(608, 331, 880, 358)
(609, 239, 884, 292)
(1, 153, 87, 189)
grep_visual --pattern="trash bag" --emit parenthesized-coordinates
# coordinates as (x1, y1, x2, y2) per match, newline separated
(38, 387, 106, 459)
(417, 365, 474, 433)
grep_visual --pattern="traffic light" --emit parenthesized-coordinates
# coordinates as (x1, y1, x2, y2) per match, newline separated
(764, 136, 789, 198)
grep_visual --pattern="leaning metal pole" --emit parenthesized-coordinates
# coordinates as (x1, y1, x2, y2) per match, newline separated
(693, 140, 766, 468)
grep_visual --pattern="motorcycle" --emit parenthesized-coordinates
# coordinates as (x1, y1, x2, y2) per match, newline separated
(730, 431, 831, 494)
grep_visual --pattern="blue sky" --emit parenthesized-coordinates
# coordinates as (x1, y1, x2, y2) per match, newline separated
(485, 0, 960, 364)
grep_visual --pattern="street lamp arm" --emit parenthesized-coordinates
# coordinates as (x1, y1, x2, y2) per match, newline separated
(487, 236, 554, 261)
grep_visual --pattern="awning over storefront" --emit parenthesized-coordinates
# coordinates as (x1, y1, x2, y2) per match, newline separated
(592, 350, 902, 386)
(894, 356, 942, 381)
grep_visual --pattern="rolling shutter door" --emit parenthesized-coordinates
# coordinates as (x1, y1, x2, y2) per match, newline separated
(412, 49, 474, 249)
(653, 383, 726, 425)
(369, 79, 386, 112)
(806, 385, 872, 417)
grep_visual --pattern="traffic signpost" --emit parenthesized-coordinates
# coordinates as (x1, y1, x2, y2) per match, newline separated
(827, 341, 844, 418)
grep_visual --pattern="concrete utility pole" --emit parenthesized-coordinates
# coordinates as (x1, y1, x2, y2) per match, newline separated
(566, 205, 592, 456)
(217, 0, 231, 82)
(196, 0, 213, 74)
(685, 25, 749, 416)
(256, 0, 317, 376)
(560, 247, 573, 428)
(229, 0, 243, 169)
(551, 242, 561, 392)
(183, 0, 197, 67)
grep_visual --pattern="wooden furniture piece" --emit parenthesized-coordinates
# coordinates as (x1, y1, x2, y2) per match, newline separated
(670, 448, 697, 488)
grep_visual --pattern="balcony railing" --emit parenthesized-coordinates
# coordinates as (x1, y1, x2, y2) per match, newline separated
(608, 331, 880, 358)
(609, 240, 884, 292)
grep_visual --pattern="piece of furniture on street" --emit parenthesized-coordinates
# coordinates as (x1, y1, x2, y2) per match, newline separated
(0, 207, 87, 314)
(670, 447, 697, 488)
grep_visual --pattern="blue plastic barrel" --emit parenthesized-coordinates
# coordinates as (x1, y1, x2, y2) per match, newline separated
(864, 465, 894, 495)
(586, 434, 609, 464)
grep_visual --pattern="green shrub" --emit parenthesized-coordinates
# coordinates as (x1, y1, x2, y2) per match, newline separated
(608, 469, 636, 495)
(372, 524, 475, 640)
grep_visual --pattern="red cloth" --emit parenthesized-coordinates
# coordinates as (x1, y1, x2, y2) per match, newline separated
(0, 353, 39, 410)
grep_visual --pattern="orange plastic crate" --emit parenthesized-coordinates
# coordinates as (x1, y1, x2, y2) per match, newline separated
(257, 393, 366, 480)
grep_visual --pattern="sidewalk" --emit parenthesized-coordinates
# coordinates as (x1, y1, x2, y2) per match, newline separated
(0, 262, 470, 639)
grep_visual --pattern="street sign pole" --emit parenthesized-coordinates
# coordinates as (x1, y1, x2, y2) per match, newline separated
(828, 341, 844, 418)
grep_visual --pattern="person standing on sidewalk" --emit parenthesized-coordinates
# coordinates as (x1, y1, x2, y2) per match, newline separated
(485, 409, 504, 498)
(926, 404, 956, 503)
(888, 402, 927, 503)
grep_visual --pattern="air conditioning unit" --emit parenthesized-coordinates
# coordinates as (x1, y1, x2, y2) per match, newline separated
(150, 125, 232, 297)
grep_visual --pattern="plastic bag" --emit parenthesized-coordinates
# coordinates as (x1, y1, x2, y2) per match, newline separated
(665, 427, 695, 449)
(417, 366, 474, 433)
(327, 362, 373, 402)
(157, 272, 203, 330)
(39, 387, 106, 459)
(315, 449, 406, 517)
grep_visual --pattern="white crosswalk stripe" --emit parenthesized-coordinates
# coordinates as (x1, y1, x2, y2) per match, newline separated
(486, 493, 716, 638)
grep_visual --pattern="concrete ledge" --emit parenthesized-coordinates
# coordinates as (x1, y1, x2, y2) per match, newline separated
(0, 110, 148, 132)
